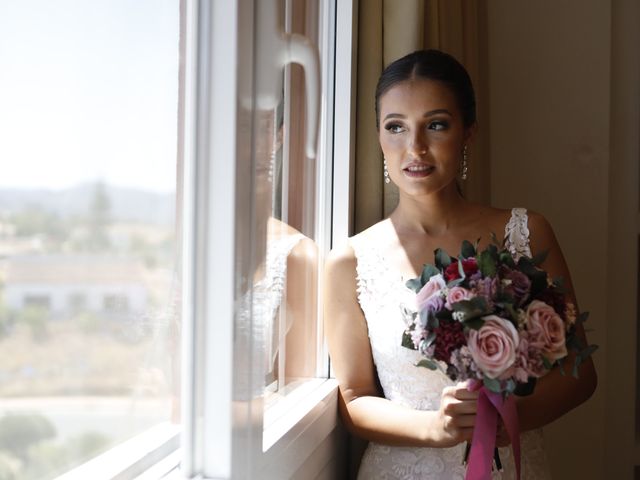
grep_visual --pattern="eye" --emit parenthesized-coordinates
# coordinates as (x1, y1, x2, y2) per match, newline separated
(428, 120, 449, 131)
(384, 122, 405, 134)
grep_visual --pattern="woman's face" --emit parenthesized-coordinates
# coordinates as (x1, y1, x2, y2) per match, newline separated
(378, 78, 473, 197)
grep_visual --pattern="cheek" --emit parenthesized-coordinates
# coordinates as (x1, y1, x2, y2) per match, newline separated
(379, 134, 405, 153)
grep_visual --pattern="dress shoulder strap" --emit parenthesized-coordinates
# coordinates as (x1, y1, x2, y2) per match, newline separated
(504, 207, 532, 260)
(349, 235, 400, 315)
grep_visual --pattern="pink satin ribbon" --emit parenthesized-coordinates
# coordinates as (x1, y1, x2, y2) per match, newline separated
(465, 384, 521, 480)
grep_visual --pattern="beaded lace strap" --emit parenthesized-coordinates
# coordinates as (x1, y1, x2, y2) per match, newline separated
(504, 207, 531, 261)
(350, 237, 398, 315)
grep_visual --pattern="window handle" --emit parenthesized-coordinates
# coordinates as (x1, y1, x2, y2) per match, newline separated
(255, 0, 320, 159)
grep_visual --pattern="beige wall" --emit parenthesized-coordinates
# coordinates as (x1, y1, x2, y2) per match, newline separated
(486, 1, 611, 478)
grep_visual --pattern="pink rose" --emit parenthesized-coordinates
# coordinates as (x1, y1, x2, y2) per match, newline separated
(526, 300, 567, 361)
(467, 315, 519, 379)
(415, 274, 446, 311)
(445, 286, 475, 310)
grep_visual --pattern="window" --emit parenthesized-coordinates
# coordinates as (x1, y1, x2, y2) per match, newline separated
(0, 0, 357, 477)
(0, 1, 181, 478)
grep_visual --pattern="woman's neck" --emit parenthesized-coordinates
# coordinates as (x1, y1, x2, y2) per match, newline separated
(390, 184, 470, 237)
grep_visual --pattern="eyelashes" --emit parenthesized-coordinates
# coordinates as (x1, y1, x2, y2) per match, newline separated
(428, 120, 449, 131)
(383, 120, 449, 133)
(384, 123, 404, 133)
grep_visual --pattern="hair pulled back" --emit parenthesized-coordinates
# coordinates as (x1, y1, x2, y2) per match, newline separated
(375, 49, 476, 130)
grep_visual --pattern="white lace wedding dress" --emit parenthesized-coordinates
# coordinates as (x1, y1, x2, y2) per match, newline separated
(350, 208, 551, 480)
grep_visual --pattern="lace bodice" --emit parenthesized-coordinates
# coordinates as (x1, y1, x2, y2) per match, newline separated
(350, 208, 550, 480)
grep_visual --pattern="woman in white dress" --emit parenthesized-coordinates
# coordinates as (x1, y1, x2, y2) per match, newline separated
(324, 50, 597, 479)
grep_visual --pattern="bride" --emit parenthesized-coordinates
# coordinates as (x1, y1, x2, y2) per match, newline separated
(324, 50, 596, 479)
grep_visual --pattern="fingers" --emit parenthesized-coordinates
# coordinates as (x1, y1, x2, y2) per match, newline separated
(438, 385, 479, 446)
(443, 383, 480, 401)
(442, 385, 479, 415)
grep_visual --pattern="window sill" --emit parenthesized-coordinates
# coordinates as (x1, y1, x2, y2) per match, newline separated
(161, 378, 339, 479)
(55, 422, 180, 480)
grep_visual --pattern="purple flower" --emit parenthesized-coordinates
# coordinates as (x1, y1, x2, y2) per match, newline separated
(502, 268, 531, 305)
(469, 276, 498, 308)
(423, 294, 445, 315)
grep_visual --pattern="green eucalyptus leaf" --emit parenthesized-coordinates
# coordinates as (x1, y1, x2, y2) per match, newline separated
(452, 297, 490, 324)
(497, 302, 518, 322)
(419, 309, 429, 328)
(457, 258, 466, 279)
(434, 248, 452, 270)
(416, 359, 439, 370)
(402, 330, 416, 350)
(499, 251, 516, 268)
(406, 277, 423, 293)
(435, 308, 453, 320)
(580, 344, 598, 360)
(425, 331, 437, 348)
(505, 379, 517, 394)
(421, 264, 440, 284)
(558, 357, 566, 376)
(461, 240, 476, 259)
(447, 277, 465, 288)
(572, 355, 583, 378)
(576, 311, 590, 325)
(531, 249, 549, 267)
(478, 250, 497, 277)
(483, 376, 502, 393)
(566, 334, 584, 353)
(552, 277, 565, 288)
(463, 317, 485, 330)
(541, 356, 553, 371)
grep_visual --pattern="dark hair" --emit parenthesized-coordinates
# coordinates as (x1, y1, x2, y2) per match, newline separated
(375, 49, 476, 129)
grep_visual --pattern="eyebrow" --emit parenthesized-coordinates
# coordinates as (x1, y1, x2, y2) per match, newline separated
(382, 109, 452, 122)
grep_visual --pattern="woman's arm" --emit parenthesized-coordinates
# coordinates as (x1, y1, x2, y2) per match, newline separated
(324, 243, 478, 448)
(515, 212, 597, 431)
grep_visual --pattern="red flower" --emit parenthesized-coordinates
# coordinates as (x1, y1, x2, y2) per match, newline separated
(433, 320, 466, 363)
(443, 258, 479, 282)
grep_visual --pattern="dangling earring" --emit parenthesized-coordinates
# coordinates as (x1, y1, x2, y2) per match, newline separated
(383, 157, 391, 184)
(461, 146, 469, 181)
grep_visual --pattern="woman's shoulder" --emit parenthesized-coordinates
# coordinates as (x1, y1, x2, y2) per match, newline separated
(326, 220, 393, 274)
(521, 209, 558, 253)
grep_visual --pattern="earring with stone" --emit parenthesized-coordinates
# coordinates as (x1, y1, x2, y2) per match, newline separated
(383, 157, 391, 184)
(461, 145, 469, 181)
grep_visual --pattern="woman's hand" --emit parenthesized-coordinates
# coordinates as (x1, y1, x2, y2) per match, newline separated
(433, 383, 479, 448)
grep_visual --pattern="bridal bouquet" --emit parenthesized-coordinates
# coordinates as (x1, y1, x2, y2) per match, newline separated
(402, 239, 596, 479)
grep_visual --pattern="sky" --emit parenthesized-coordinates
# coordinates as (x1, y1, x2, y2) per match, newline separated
(0, 0, 180, 193)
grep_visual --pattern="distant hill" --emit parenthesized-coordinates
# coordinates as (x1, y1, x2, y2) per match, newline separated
(0, 183, 175, 225)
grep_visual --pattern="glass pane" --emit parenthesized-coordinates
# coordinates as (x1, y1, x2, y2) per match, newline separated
(260, 0, 321, 416)
(0, 1, 181, 478)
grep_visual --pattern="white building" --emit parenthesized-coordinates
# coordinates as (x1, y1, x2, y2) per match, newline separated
(2, 254, 148, 320)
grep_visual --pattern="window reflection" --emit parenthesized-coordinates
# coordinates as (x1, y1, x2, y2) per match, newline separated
(236, 101, 319, 407)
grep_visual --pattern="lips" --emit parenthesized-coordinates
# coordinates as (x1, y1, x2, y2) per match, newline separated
(403, 163, 435, 178)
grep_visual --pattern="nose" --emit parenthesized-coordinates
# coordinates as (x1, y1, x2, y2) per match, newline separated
(408, 131, 427, 156)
